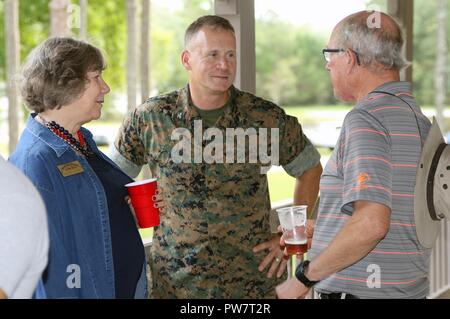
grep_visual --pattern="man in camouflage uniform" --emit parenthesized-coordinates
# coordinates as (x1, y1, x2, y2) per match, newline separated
(111, 15, 322, 298)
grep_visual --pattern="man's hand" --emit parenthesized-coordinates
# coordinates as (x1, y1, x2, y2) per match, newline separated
(253, 235, 288, 279)
(125, 189, 166, 227)
(276, 277, 311, 299)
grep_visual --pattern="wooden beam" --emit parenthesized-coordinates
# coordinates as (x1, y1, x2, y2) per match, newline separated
(126, 0, 137, 110)
(215, 0, 255, 94)
(49, 0, 71, 37)
(141, 0, 151, 102)
(5, 0, 20, 154)
(79, 0, 88, 39)
(388, 0, 414, 82)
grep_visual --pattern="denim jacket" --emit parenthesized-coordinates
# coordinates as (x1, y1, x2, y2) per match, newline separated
(9, 115, 147, 299)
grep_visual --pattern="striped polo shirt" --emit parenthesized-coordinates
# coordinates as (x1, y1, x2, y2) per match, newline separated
(309, 81, 432, 299)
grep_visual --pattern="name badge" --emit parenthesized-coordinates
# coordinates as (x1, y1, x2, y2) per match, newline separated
(57, 161, 85, 177)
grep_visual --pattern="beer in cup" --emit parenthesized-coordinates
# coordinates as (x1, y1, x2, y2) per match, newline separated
(276, 205, 308, 256)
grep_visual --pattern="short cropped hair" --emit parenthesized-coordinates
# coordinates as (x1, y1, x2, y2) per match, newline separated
(21, 37, 106, 113)
(184, 15, 235, 48)
(334, 12, 409, 70)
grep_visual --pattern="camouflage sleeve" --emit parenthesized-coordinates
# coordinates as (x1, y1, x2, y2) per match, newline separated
(279, 114, 321, 178)
(114, 107, 149, 166)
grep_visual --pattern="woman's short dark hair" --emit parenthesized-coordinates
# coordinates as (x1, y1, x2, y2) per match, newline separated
(21, 37, 106, 113)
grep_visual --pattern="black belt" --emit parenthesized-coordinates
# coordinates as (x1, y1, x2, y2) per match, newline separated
(318, 292, 358, 299)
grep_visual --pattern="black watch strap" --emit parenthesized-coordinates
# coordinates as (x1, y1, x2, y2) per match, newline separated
(295, 260, 320, 288)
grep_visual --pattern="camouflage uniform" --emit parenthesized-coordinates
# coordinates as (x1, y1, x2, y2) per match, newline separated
(115, 85, 320, 298)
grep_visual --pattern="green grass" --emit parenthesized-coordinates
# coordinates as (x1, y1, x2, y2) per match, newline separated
(139, 227, 153, 238)
(283, 105, 352, 122)
(284, 104, 352, 114)
(267, 170, 296, 203)
(267, 148, 332, 203)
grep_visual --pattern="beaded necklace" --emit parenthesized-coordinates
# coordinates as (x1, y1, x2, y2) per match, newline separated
(38, 116, 93, 157)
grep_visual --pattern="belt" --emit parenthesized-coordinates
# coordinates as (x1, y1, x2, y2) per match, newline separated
(318, 292, 358, 299)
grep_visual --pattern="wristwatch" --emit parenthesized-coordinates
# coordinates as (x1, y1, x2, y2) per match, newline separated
(295, 260, 320, 288)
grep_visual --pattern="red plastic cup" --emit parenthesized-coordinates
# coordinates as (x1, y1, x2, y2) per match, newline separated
(125, 178, 160, 228)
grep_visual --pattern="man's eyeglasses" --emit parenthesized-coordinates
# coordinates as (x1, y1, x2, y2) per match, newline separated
(322, 48, 361, 65)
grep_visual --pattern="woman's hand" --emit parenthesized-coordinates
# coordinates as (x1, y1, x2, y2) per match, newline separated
(125, 189, 166, 227)
(151, 189, 166, 214)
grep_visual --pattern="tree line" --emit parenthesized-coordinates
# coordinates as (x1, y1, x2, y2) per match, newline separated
(0, 0, 448, 109)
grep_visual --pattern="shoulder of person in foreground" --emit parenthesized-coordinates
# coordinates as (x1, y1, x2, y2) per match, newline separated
(0, 156, 49, 299)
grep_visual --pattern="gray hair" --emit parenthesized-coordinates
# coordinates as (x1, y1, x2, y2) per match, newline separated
(334, 12, 409, 70)
(185, 15, 235, 48)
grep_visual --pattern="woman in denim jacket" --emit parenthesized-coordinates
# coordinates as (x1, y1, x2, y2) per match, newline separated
(9, 38, 147, 298)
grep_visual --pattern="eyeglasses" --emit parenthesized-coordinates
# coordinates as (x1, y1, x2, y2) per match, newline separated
(322, 48, 361, 65)
(322, 49, 344, 62)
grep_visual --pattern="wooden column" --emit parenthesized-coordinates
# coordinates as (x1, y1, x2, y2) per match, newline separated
(79, 0, 88, 39)
(49, 0, 71, 37)
(214, 0, 255, 94)
(141, 0, 151, 102)
(5, 0, 20, 154)
(388, 0, 414, 82)
(126, 0, 137, 111)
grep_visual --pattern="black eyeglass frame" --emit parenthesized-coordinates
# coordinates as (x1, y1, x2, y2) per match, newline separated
(322, 48, 361, 65)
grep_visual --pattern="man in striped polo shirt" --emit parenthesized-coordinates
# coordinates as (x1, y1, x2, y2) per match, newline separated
(276, 11, 432, 299)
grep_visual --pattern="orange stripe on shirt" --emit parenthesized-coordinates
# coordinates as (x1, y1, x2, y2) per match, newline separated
(313, 242, 423, 256)
(318, 213, 350, 221)
(313, 240, 422, 255)
(391, 133, 420, 138)
(345, 185, 414, 198)
(333, 275, 418, 285)
(392, 163, 417, 168)
(369, 106, 405, 113)
(348, 129, 420, 139)
(370, 250, 423, 255)
(318, 215, 416, 228)
(390, 221, 416, 227)
(367, 92, 414, 102)
(368, 94, 389, 101)
(396, 92, 414, 98)
(347, 184, 391, 194)
(344, 156, 392, 168)
(320, 185, 342, 190)
(334, 157, 415, 169)
(369, 106, 426, 121)
(348, 128, 387, 137)
(392, 193, 415, 197)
